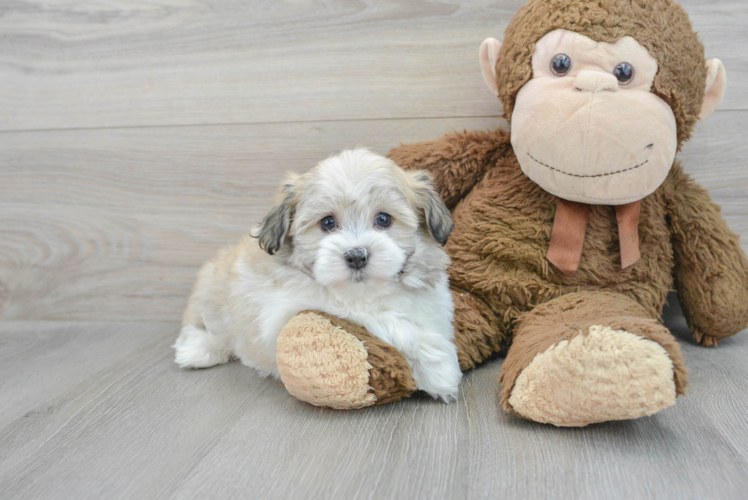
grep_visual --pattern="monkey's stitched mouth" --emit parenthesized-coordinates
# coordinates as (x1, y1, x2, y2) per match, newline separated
(527, 152, 649, 178)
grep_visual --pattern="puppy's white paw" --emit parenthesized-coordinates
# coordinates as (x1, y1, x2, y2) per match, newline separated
(409, 332, 462, 403)
(173, 325, 232, 369)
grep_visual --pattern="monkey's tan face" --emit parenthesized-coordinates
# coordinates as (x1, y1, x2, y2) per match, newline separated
(510, 29, 678, 205)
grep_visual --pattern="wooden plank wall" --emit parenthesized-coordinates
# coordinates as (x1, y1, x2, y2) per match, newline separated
(1, 0, 746, 322)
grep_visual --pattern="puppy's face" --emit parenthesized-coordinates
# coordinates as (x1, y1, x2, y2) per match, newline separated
(257, 149, 453, 290)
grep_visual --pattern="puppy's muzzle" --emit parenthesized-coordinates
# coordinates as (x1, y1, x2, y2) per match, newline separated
(344, 247, 368, 270)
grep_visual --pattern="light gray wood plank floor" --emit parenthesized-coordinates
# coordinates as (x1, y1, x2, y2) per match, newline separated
(1, 0, 747, 498)
(0, 305, 747, 500)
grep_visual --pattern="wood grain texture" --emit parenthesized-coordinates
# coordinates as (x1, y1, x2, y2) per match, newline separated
(0, 0, 745, 132)
(0, 320, 746, 500)
(1, 112, 746, 321)
(1, 1, 747, 498)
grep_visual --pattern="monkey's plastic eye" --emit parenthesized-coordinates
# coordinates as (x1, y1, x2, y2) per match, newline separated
(551, 54, 572, 76)
(375, 213, 392, 228)
(614, 62, 635, 84)
(320, 215, 337, 232)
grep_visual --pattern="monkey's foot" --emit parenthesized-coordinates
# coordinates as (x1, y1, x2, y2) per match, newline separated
(276, 311, 416, 409)
(504, 325, 678, 427)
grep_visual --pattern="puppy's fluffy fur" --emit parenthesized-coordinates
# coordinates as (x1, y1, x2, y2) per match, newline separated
(174, 149, 462, 401)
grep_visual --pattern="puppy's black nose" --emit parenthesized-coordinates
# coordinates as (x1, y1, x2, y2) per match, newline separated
(344, 247, 368, 270)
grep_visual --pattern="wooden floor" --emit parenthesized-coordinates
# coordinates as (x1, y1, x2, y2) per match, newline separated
(1, 306, 748, 499)
(1, 1, 747, 498)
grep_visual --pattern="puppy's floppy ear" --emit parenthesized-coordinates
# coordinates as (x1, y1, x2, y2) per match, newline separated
(411, 171, 454, 246)
(257, 176, 296, 255)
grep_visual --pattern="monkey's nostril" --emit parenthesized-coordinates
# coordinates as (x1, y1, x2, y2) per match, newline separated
(645, 143, 654, 149)
(344, 248, 368, 270)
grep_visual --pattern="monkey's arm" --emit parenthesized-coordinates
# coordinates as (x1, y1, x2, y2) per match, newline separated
(665, 163, 748, 346)
(388, 128, 512, 209)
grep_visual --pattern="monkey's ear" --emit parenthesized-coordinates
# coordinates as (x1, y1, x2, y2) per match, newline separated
(700, 59, 726, 120)
(411, 171, 454, 246)
(479, 38, 502, 96)
(257, 179, 296, 255)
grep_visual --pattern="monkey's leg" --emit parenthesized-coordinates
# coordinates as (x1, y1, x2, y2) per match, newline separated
(451, 287, 509, 371)
(499, 291, 688, 427)
(276, 311, 416, 409)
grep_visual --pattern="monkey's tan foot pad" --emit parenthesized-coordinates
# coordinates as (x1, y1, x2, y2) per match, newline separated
(505, 325, 677, 427)
(277, 311, 417, 409)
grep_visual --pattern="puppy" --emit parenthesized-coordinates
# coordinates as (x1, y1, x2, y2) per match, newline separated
(173, 149, 462, 401)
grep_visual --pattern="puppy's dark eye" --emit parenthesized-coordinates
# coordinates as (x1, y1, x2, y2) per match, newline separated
(320, 215, 337, 232)
(375, 213, 392, 228)
(613, 62, 635, 84)
(551, 54, 572, 76)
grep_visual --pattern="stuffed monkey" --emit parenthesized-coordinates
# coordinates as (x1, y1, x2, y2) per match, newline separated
(275, 0, 748, 426)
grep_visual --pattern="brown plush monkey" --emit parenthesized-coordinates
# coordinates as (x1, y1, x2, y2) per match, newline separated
(275, 0, 748, 426)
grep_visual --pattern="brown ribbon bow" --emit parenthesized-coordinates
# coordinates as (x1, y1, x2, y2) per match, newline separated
(546, 199, 642, 276)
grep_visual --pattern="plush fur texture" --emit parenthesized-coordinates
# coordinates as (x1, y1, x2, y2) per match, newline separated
(508, 324, 677, 426)
(496, 0, 707, 147)
(226, 0, 747, 426)
(387, 125, 748, 425)
(498, 291, 688, 409)
(174, 149, 462, 402)
(277, 311, 377, 410)
(316, 312, 418, 405)
(665, 166, 748, 346)
(391, 130, 748, 347)
(509, 29, 679, 205)
(277, 311, 417, 409)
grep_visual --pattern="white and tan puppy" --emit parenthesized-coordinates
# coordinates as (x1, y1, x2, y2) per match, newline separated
(174, 149, 462, 401)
